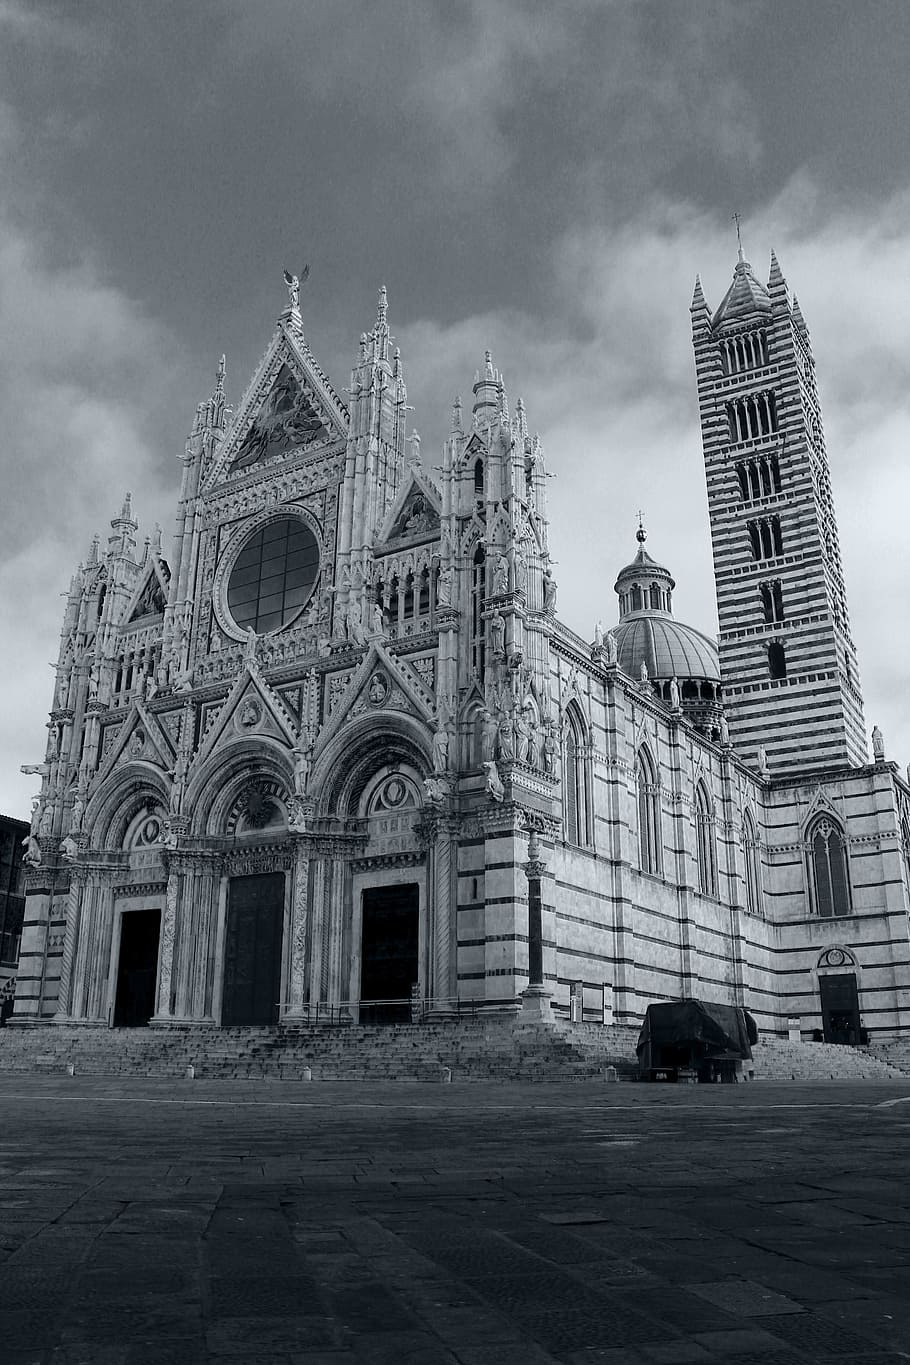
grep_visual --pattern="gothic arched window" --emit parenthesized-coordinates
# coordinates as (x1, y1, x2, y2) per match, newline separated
(808, 817, 851, 918)
(695, 782, 718, 897)
(474, 457, 484, 500)
(637, 746, 661, 875)
(743, 810, 762, 915)
(563, 705, 589, 847)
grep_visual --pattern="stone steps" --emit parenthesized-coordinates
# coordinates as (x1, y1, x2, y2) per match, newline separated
(751, 1037, 907, 1081)
(868, 1039, 910, 1075)
(0, 1019, 641, 1082)
(4, 1020, 906, 1083)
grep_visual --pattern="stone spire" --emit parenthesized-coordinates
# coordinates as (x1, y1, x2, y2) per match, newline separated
(108, 492, 138, 559)
(472, 350, 501, 424)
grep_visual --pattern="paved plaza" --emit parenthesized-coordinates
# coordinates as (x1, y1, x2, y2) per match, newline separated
(2, 1075, 910, 1364)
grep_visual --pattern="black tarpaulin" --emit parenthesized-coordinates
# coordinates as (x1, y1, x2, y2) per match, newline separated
(636, 999, 755, 1076)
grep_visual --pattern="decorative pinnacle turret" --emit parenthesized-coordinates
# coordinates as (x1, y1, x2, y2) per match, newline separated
(484, 349, 494, 380)
(768, 248, 785, 290)
(690, 275, 708, 312)
(377, 285, 388, 329)
(215, 355, 226, 392)
(452, 395, 463, 433)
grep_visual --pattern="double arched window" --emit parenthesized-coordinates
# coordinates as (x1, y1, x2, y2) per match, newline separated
(636, 747, 661, 875)
(742, 810, 763, 915)
(563, 704, 590, 847)
(695, 782, 718, 897)
(808, 816, 851, 917)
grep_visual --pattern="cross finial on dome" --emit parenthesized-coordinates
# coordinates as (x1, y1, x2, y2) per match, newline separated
(636, 511, 647, 545)
(731, 210, 745, 263)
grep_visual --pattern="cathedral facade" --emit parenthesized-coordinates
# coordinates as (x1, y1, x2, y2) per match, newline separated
(12, 253, 910, 1042)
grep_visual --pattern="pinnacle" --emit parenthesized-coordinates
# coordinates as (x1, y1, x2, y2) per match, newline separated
(691, 275, 708, 311)
(376, 285, 388, 328)
(768, 248, 785, 288)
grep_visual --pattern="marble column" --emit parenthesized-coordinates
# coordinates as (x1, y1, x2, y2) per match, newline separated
(54, 868, 86, 1019)
(307, 857, 328, 1009)
(431, 819, 457, 1010)
(153, 861, 180, 1020)
(284, 839, 310, 1019)
(69, 875, 107, 1022)
(521, 830, 552, 1021)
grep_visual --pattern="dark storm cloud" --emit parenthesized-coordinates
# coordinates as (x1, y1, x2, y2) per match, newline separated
(1, 1, 909, 813)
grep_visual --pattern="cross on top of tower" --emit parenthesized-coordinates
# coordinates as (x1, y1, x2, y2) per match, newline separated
(731, 211, 745, 263)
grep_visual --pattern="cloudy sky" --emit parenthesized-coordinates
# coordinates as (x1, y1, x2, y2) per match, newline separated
(1, 0, 909, 818)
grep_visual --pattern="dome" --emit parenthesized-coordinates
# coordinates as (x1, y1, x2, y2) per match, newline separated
(605, 524, 721, 691)
(610, 614, 720, 683)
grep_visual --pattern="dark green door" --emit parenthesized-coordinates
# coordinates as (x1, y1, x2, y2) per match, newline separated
(820, 972, 861, 1045)
(114, 909, 161, 1027)
(360, 883, 419, 1024)
(222, 873, 285, 1025)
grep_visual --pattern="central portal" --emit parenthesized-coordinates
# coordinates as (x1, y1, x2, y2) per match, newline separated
(359, 883, 419, 1024)
(222, 872, 285, 1026)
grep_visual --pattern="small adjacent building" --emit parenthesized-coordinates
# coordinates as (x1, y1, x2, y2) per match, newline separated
(0, 813, 28, 1018)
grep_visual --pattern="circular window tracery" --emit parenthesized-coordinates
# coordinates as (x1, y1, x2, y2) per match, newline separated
(226, 516, 320, 635)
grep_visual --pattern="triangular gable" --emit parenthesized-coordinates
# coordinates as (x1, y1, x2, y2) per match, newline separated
(123, 557, 170, 625)
(204, 322, 348, 491)
(192, 664, 299, 770)
(315, 640, 436, 760)
(93, 701, 176, 788)
(459, 431, 487, 466)
(378, 467, 441, 545)
(803, 783, 842, 830)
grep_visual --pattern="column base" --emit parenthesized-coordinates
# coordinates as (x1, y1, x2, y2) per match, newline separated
(520, 985, 554, 1022)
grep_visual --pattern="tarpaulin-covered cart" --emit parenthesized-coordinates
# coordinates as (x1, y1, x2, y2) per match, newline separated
(637, 1000, 758, 1082)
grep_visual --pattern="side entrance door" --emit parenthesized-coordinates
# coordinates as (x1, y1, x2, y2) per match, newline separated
(114, 908, 161, 1027)
(222, 872, 285, 1025)
(360, 883, 419, 1024)
(819, 971, 861, 1045)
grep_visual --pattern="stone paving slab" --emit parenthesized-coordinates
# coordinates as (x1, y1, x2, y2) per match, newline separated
(1, 1076, 910, 1363)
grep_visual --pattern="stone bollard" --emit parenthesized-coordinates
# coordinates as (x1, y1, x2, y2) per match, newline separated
(185, 1065, 195, 1080)
(604, 1065, 618, 1083)
(66, 1061, 75, 1077)
(302, 1066, 312, 1082)
(440, 1066, 452, 1084)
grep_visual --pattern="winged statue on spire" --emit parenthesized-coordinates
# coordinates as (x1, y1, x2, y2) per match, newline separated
(283, 264, 310, 310)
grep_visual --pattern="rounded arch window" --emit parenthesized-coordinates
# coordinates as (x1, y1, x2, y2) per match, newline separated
(227, 516, 320, 634)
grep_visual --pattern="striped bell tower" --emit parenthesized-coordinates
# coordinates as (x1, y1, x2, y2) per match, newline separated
(691, 245, 867, 774)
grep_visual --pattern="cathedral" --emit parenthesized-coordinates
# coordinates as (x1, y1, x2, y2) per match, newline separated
(11, 248, 910, 1044)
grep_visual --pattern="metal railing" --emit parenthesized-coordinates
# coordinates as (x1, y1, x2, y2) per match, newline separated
(278, 995, 482, 1026)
